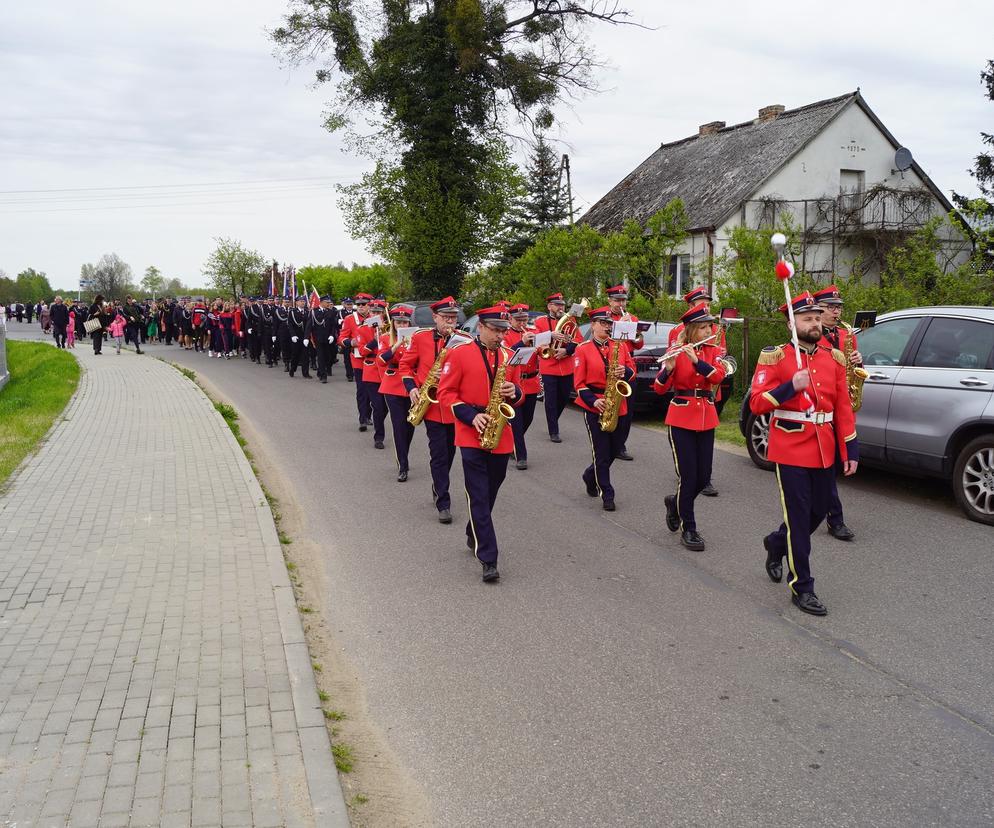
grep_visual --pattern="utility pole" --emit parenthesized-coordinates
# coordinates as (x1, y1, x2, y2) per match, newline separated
(554, 154, 575, 226)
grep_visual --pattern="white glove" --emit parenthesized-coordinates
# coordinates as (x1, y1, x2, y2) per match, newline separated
(271, 336, 276, 342)
(291, 336, 299, 343)
(303, 340, 309, 347)
(328, 336, 334, 343)
(248, 327, 253, 333)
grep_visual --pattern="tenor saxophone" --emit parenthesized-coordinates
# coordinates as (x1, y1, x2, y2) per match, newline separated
(844, 324, 869, 412)
(479, 360, 516, 450)
(407, 347, 448, 426)
(598, 340, 632, 433)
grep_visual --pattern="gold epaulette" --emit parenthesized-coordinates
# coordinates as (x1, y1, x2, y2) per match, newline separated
(831, 348, 846, 366)
(757, 345, 785, 366)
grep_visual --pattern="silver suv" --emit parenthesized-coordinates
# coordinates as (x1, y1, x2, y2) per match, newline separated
(740, 306, 994, 525)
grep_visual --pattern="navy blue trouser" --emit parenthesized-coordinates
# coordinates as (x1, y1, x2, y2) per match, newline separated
(766, 464, 833, 595)
(511, 394, 538, 461)
(363, 383, 386, 442)
(290, 342, 310, 376)
(343, 352, 354, 380)
(462, 447, 510, 565)
(424, 420, 456, 512)
(384, 395, 415, 473)
(667, 426, 715, 532)
(353, 368, 371, 424)
(541, 374, 574, 436)
(615, 407, 633, 453)
(582, 410, 624, 502)
(827, 453, 846, 528)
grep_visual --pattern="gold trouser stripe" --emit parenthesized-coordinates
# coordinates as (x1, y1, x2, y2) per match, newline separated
(667, 427, 684, 532)
(775, 464, 799, 595)
(582, 413, 603, 497)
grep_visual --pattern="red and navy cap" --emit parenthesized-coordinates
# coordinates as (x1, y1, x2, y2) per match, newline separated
(509, 302, 529, 317)
(606, 284, 628, 300)
(430, 296, 459, 313)
(370, 298, 387, 308)
(389, 304, 413, 320)
(546, 292, 566, 304)
(354, 293, 372, 304)
(812, 285, 844, 305)
(680, 302, 715, 325)
(779, 291, 822, 316)
(477, 306, 511, 329)
(682, 286, 712, 304)
(586, 305, 613, 322)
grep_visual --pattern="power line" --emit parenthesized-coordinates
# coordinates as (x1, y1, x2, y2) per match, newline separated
(0, 182, 340, 207)
(0, 189, 338, 215)
(0, 175, 351, 195)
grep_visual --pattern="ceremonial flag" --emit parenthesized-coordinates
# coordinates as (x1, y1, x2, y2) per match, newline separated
(268, 264, 275, 297)
(309, 284, 321, 309)
(282, 267, 289, 299)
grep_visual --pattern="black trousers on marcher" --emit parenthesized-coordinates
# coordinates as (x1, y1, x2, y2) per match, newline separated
(289, 341, 310, 376)
(582, 410, 624, 502)
(765, 464, 833, 595)
(667, 426, 715, 533)
(53, 324, 67, 348)
(315, 340, 333, 379)
(827, 453, 846, 529)
(343, 350, 354, 380)
(510, 394, 538, 461)
(364, 382, 386, 442)
(541, 373, 574, 436)
(615, 408, 633, 452)
(424, 419, 456, 512)
(384, 395, 415, 474)
(353, 368, 371, 424)
(462, 447, 510, 565)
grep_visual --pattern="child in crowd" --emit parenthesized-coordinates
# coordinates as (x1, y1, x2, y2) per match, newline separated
(67, 309, 76, 348)
(109, 310, 127, 354)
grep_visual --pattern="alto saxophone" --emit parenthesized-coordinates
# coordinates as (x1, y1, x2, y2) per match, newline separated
(479, 360, 516, 450)
(598, 340, 632, 433)
(843, 324, 869, 412)
(407, 346, 448, 426)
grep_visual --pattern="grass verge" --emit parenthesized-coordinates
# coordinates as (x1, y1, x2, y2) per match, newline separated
(0, 341, 80, 487)
(639, 415, 745, 448)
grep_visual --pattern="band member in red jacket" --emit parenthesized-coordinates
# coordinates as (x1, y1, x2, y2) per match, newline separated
(377, 305, 416, 481)
(532, 292, 583, 443)
(654, 303, 728, 551)
(437, 306, 523, 582)
(750, 291, 858, 617)
(573, 306, 636, 512)
(358, 299, 388, 448)
(503, 304, 540, 469)
(399, 297, 462, 524)
(338, 293, 375, 430)
(606, 284, 642, 462)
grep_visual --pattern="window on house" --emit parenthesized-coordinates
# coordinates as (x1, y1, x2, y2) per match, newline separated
(664, 254, 693, 296)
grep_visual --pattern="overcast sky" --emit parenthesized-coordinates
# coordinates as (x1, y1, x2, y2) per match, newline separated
(1, 0, 991, 291)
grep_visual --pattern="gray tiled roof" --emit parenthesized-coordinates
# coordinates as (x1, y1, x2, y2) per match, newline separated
(581, 92, 857, 233)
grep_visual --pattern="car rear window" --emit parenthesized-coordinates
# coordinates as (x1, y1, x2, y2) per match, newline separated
(913, 318, 994, 370)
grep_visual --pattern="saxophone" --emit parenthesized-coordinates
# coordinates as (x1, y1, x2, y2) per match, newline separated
(407, 346, 448, 426)
(843, 323, 869, 412)
(479, 359, 516, 450)
(598, 340, 632, 433)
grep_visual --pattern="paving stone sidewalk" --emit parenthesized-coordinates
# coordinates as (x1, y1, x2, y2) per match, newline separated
(0, 346, 348, 827)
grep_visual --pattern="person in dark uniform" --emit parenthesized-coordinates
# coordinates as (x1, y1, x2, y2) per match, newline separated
(503, 303, 540, 470)
(273, 299, 290, 371)
(532, 292, 583, 442)
(261, 298, 278, 367)
(573, 306, 636, 512)
(437, 305, 523, 582)
(606, 284, 642, 462)
(399, 297, 462, 523)
(123, 296, 144, 354)
(814, 284, 860, 542)
(50, 296, 70, 348)
(654, 303, 729, 551)
(244, 297, 261, 362)
(306, 295, 339, 382)
(377, 305, 417, 481)
(26, 301, 34, 324)
(339, 298, 355, 381)
(750, 291, 859, 617)
(339, 293, 375, 429)
(286, 295, 311, 378)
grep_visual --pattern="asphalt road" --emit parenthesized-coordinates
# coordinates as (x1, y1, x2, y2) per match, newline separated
(16, 328, 993, 826)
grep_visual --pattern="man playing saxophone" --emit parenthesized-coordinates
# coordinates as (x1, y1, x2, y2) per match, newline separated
(400, 297, 462, 524)
(814, 285, 861, 542)
(573, 306, 636, 512)
(437, 306, 523, 583)
(606, 284, 642, 462)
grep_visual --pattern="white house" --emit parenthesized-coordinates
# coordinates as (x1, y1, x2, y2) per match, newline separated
(581, 91, 972, 296)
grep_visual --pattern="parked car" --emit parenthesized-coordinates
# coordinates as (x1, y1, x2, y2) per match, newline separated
(409, 301, 467, 329)
(460, 310, 542, 336)
(738, 306, 994, 524)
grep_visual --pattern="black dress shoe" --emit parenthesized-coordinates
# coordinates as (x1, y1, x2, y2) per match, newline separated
(549, 434, 562, 443)
(359, 423, 367, 432)
(438, 509, 453, 524)
(515, 459, 528, 470)
(481, 563, 500, 583)
(664, 495, 680, 533)
(347, 376, 354, 382)
(374, 440, 384, 449)
(602, 499, 616, 512)
(584, 477, 598, 497)
(397, 470, 408, 482)
(615, 449, 634, 461)
(288, 372, 295, 378)
(792, 591, 828, 616)
(763, 535, 783, 583)
(321, 378, 327, 384)
(701, 484, 718, 497)
(828, 523, 855, 541)
(681, 530, 705, 551)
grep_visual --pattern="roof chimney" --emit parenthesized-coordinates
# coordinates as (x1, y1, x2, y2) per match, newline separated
(699, 121, 726, 136)
(758, 104, 785, 122)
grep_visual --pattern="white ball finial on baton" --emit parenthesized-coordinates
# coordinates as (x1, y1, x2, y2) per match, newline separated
(771, 233, 812, 410)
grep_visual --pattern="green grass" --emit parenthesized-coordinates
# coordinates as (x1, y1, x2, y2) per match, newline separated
(323, 708, 346, 721)
(0, 341, 80, 487)
(353, 794, 369, 806)
(332, 742, 354, 773)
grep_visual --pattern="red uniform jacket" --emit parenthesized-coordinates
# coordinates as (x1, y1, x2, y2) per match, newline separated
(437, 342, 522, 454)
(749, 342, 858, 468)
(573, 339, 636, 418)
(233, 307, 243, 336)
(502, 328, 541, 394)
(339, 311, 374, 370)
(653, 343, 727, 431)
(399, 328, 455, 424)
(533, 314, 583, 377)
(376, 334, 409, 396)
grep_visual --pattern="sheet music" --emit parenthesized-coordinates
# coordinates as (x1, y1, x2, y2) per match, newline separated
(395, 326, 417, 341)
(533, 331, 553, 348)
(612, 321, 638, 341)
(507, 347, 537, 366)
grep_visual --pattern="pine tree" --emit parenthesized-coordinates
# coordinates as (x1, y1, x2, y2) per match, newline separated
(501, 137, 571, 264)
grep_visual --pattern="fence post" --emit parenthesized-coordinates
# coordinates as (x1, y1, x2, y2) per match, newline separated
(741, 316, 750, 381)
(0, 315, 9, 391)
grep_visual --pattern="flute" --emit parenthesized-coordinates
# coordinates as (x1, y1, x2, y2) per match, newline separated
(657, 333, 718, 363)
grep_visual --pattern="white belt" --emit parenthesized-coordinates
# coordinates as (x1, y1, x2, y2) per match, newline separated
(774, 409, 833, 425)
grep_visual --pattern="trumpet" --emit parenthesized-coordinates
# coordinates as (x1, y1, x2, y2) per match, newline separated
(539, 298, 588, 359)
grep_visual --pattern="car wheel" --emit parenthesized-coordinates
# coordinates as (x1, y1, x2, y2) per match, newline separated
(952, 435, 994, 526)
(746, 412, 774, 471)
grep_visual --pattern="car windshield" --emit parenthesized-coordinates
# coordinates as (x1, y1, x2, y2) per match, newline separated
(639, 325, 673, 349)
